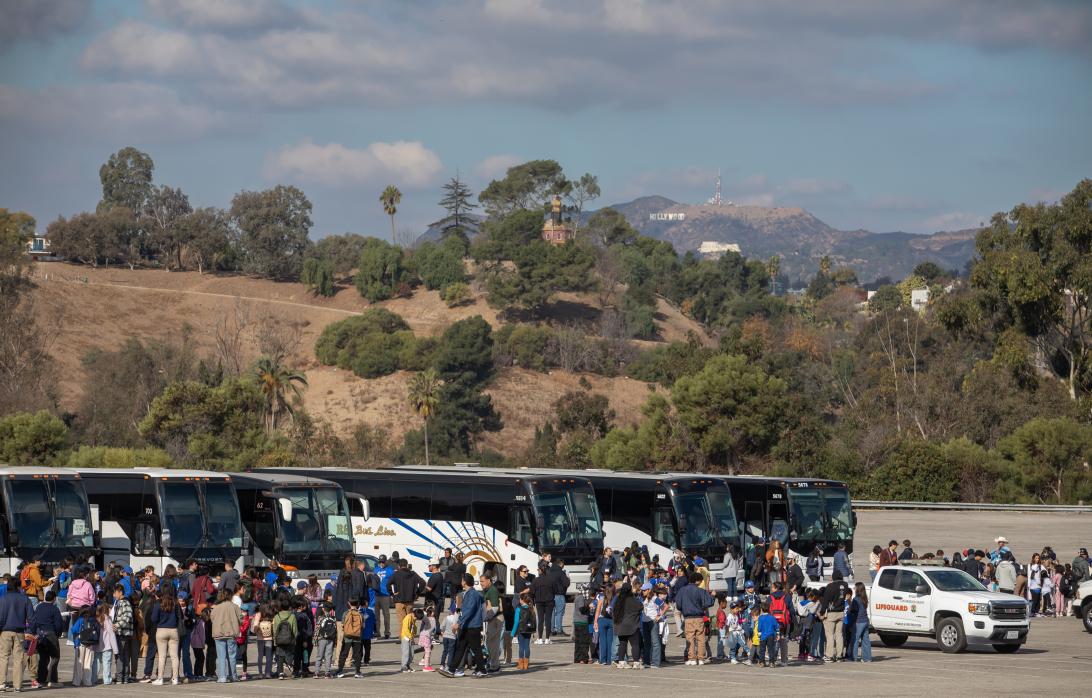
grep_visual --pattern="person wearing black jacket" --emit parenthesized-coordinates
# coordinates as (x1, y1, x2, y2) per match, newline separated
(443, 553, 466, 613)
(963, 551, 983, 579)
(512, 565, 534, 599)
(529, 572, 555, 644)
(425, 561, 445, 609)
(819, 572, 850, 662)
(390, 560, 422, 632)
(612, 584, 644, 667)
(551, 560, 570, 636)
(785, 556, 805, 595)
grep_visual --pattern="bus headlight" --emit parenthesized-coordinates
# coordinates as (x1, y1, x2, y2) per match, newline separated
(967, 602, 990, 615)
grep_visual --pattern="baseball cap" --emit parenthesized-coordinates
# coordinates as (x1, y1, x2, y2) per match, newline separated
(640, 582, 652, 591)
(296, 581, 308, 590)
(694, 557, 705, 566)
(378, 554, 387, 562)
(745, 580, 755, 588)
(429, 558, 440, 567)
(1080, 548, 1088, 556)
(122, 566, 133, 574)
(177, 591, 189, 601)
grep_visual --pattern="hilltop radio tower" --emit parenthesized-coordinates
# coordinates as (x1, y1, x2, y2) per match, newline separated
(708, 168, 724, 206)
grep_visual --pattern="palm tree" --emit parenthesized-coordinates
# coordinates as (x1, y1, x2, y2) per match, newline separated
(380, 185, 402, 245)
(407, 368, 443, 466)
(766, 255, 781, 294)
(253, 356, 308, 431)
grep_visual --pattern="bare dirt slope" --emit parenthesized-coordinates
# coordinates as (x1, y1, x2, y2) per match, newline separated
(29, 264, 699, 454)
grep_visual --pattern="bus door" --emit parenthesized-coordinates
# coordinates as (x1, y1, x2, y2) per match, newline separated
(509, 506, 535, 554)
(742, 501, 765, 567)
(767, 490, 789, 548)
(651, 505, 678, 551)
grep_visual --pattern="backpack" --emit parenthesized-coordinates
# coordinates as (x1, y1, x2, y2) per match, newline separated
(239, 577, 254, 603)
(237, 614, 251, 645)
(365, 571, 380, 592)
(258, 618, 273, 640)
(319, 615, 337, 641)
(343, 609, 363, 639)
(295, 611, 313, 638)
(79, 618, 101, 646)
(769, 594, 790, 628)
(274, 616, 296, 648)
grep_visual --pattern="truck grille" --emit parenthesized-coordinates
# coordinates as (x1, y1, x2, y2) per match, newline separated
(989, 602, 1027, 621)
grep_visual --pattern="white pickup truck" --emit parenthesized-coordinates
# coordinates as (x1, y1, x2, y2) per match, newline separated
(869, 561, 1029, 653)
(1078, 578, 1092, 633)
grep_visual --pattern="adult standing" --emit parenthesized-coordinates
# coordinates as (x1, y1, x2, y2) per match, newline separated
(1073, 548, 1090, 583)
(723, 545, 742, 599)
(785, 555, 805, 595)
(878, 541, 899, 569)
(425, 561, 445, 611)
(512, 566, 533, 598)
(333, 555, 364, 662)
(437, 549, 455, 611)
(551, 560, 569, 636)
(675, 572, 713, 666)
(996, 552, 1017, 594)
(211, 589, 243, 683)
(110, 584, 134, 685)
(530, 567, 555, 644)
(820, 571, 849, 663)
(218, 561, 240, 595)
(612, 583, 643, 668)
(766, 540, 786, 589)
(832, 544, 852, 580)
(442, 553, 466, 613)
(438, 574, 486, 678)
(1027, 553, 1044, 616)
(389, 560, 420, 632)
(31, 590, 64, 688)
(898, 540, 915, 561)
(374, 555, 394, 640)
(480, 574, 503, 673)
(849, 582, 871, 662)
(867, 546, 881, 582)
(150, 592, 183, 685)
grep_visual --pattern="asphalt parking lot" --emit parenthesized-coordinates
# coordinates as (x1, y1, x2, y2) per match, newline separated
(30, 614, 1090, 697)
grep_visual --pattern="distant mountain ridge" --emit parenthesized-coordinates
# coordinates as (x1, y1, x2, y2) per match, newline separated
(600, 195, 979, 283)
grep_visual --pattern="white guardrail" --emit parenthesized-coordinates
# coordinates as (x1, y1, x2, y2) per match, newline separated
(852, 500, 1091, 514)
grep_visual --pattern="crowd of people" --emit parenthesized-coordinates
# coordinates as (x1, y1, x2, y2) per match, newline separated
(0, 537, 1085, 689)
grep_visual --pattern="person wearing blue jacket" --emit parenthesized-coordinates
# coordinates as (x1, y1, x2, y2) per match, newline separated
(674, 572, 713, 666)
(0, 578, 34, 691)
(31, 593, 64, 687)
(374, 556, 394, 640)
(757, 604, 780, 668)
(438, 574, 485, 678)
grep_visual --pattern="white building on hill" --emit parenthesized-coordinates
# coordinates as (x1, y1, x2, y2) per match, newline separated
(698, 241, 741, 260)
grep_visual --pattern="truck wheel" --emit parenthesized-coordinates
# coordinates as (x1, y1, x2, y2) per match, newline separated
(878, 633, 908, 647)
(992, 644, 1020, 653)
(935, 618, 966, 653)
(1083, 603, 1092, 633)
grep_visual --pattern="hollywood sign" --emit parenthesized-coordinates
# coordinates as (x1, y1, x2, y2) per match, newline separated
(650, 212, 686, 221)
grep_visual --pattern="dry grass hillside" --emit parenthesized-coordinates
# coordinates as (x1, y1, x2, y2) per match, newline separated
(29, 264, 706, 454)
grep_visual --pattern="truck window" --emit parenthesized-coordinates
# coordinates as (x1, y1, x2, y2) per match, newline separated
(896, 570, 926, 594)
(877, 569, 898, 590)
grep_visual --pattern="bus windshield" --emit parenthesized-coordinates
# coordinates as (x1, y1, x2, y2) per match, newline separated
(674, 489, 739, 550)
(788, 487, 854, 544)
(205, 482, 243, 548)
(276, 487, 352, 553)
(160, 482, 205, 548)
(531, 490, 604, 548)
(8, 480, 56, 547)
(53, 480, 93, 547)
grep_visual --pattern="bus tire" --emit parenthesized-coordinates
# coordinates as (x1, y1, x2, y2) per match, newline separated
(877, 632, 907, 647)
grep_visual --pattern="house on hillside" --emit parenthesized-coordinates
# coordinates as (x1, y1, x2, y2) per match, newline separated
(910, 288, 930, 312)
(542, 195, 575, 245)
(698, 241, 741, 260)
(26, 233, 56, 260)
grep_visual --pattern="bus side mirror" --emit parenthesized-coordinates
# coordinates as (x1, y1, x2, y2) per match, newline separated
(8, 530, 19, 548)
(346, 493, 369, 521)
(852, 512, 858, 528)
(277, 498, 293, 521)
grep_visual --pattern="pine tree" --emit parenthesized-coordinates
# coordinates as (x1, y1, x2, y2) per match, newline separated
(438, 174, 477, 249)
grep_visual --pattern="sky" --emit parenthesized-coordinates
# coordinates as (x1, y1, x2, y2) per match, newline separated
(1, 0, 1090, 239)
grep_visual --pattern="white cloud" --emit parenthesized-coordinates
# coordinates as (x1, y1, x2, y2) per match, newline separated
(922, 211, 986, 231)
(81, 20, 206, 76)
(263, 139, 443, 188)
(146, 0, 306, 33)
(474, 154, 523, 181)
(0, 0, 89, 41)
(0, 82, 225, 141)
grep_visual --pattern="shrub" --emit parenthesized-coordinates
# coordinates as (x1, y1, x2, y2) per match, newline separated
(315, 309, 411, 370)
(0, 411, 68, 466)
(493, 324, 551, 371)
(65, 446, 173, 469)
(442, 282, 472, 307)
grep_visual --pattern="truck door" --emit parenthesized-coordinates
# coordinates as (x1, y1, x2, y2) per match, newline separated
(871, 568, 899, 627)
(894, 570, 931, 631)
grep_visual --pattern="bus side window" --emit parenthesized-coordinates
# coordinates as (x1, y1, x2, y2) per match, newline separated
(651, 508, 677, 549)
(133, 521, 157, 555)
(509, 508, 534, 551)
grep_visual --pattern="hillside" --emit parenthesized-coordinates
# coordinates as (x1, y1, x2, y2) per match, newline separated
(28, 265, 700, 453)
(595, 196, 978, 283)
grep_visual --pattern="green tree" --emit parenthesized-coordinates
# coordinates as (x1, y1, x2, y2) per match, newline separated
(355, 238, 408, 302)
(380, 185, 402, 244)
(0, 411, 67, 466)
(98, 146, 154, 213)
(868, 284, 902, 313)
(590, 394, 702, 472)
(413, 238, 466, 291)
(671, 353, 788, 473)
(311, 233, 367, 278)
(998, 417, 1092, 504)
(315, 308, 411, 368)
(301, 258, 335, 296)
(230, 185, 313, 280)
(478, 159, 568, 217)
(867, 438, 960, 502)
(554, 391, 614, 438)
(408, 368, 443, 466)
(442, 282, 472, 307)
(252, 357, 308, 431)
(176, 207, 231, 273)
(144, 185, 192, 268)
(484, 238, 595, 315)
(912, 261, 946, 282)
(438, 174, 477, 248)
(564, 173, 601, 227)
(766, 255, 781, 294)
(585, 208, 637, 247)
(0, 209, 36, 293)
(897, 273, 927, 307)
(65, 446, 174, 469)
(972, 180, 1092, 401)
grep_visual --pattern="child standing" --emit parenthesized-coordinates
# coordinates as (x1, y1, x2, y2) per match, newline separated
(725, 600, 746, 664)
(313, 602, 337, 679)
(418, 605, 437, 672)
(439, 607, 459, 671)
(236, 610, 251, 681)
(190, 608, 208, 677)
(95, 603, 119, 686)
(513, 592, 534, 670)
(714, 596, 728, 661)
(399, 609, 419, 672)
(272, 600, 298, 680)
(361, 602, 376, 666)
(252, 603, 275, 679)
(71, 606, 99, 686)
(292, 597, 313, 678)
(336, 597, 364, 678)
(746, 607, 761, 666)
(757, 603, 780, 668)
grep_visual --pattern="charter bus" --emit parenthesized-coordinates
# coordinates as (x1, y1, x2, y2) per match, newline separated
(230, 472, 359, 582)
(724, 476, 856, 583)
(0, 467, 97, 575)
(516, 470, 741, 592)
(80, 468, 245, 572)
(256, 465, 605, 592)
